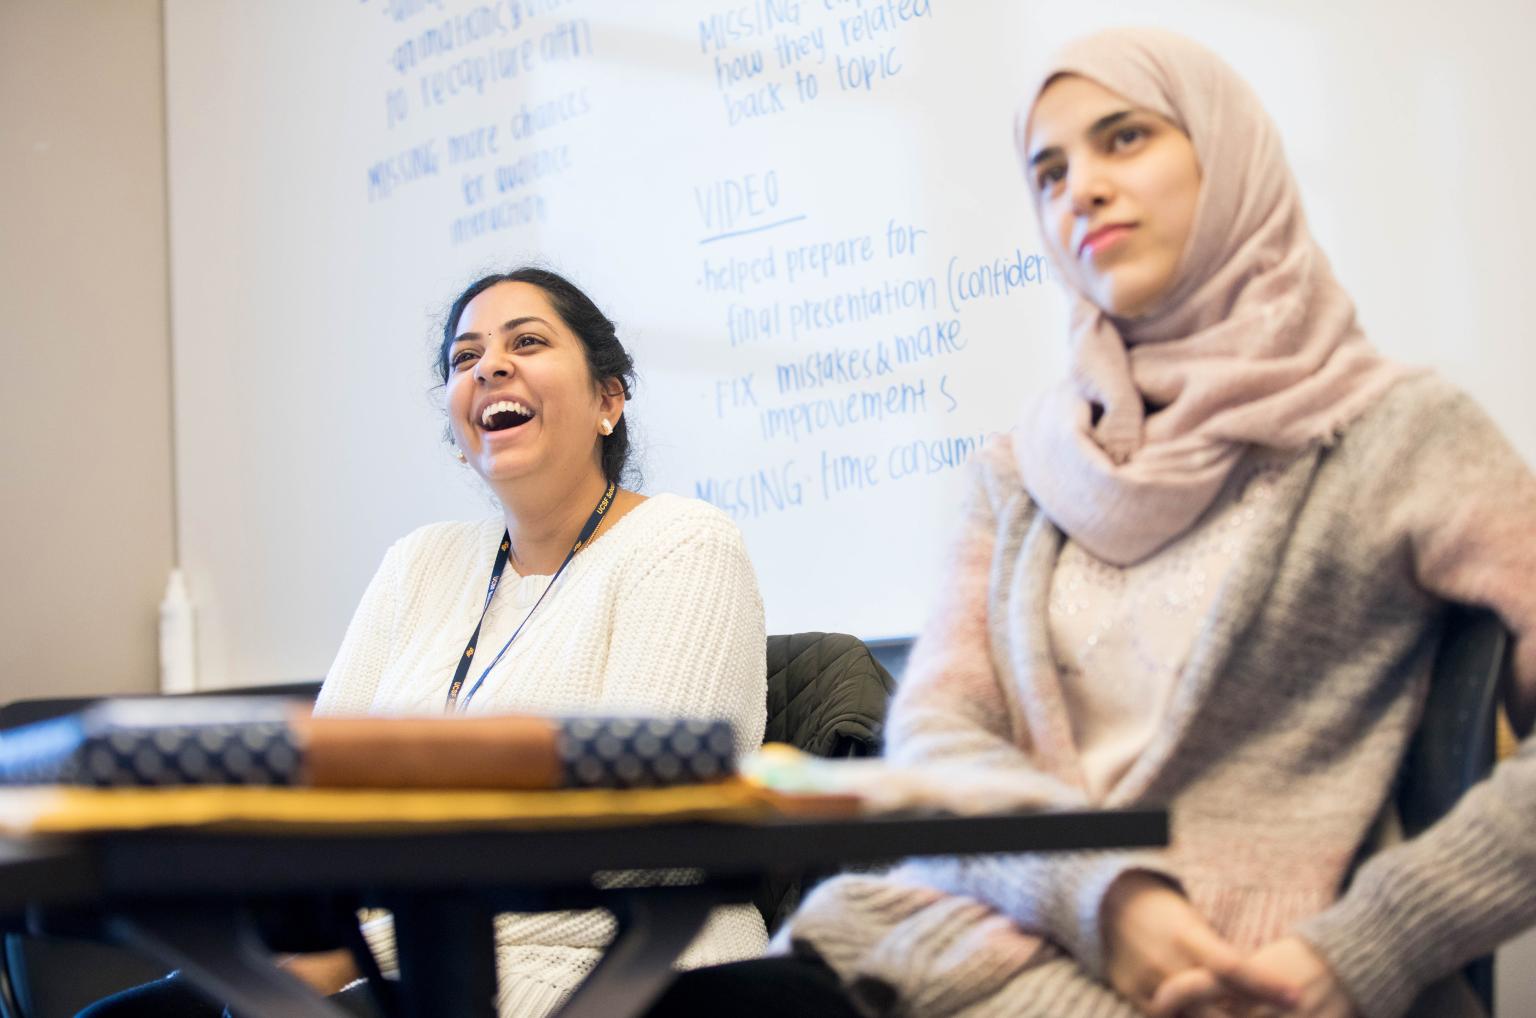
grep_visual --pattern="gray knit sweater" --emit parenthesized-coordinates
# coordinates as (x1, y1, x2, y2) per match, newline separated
(774, 374, 1536, 1018)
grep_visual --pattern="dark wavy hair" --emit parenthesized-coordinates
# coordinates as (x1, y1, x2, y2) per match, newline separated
(439, 267, 637, 486)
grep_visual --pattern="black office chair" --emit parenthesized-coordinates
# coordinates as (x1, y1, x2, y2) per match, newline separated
(1391, 604, 1512, 1017)
(754, 632, 896, 932)
(763, 632, 894, 758)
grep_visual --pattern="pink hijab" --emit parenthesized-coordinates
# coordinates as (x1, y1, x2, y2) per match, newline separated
(1013, 28, 1410, 566)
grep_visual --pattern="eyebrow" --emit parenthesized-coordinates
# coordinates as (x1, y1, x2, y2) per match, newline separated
(451, 316, 552, 346)
(1027, 109, 1137, 169)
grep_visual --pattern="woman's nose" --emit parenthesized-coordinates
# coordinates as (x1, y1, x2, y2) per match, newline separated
(473, 349, 513, 382)
(1069, 169, 1113, 215)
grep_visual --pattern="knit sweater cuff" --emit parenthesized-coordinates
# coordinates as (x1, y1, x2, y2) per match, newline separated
(1292, 891, 1422, 1018)
(1061, 854, 1181, 980)
(1294, 813, 1530, 1018)
(1295, 774, 1536, 1018)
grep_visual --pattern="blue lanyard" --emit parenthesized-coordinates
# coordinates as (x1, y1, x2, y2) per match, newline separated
(444, 481, 617, 712)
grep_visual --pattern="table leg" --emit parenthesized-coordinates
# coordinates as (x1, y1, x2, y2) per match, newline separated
(552, 886, 719, 1018)
(100, 908, 352, 1018)
(389, 897, 497, 1018)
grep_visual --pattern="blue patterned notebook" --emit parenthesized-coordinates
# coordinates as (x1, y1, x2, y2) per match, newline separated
(0, 699, 737, 790)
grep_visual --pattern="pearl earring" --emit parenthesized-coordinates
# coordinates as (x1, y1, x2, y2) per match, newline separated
(599, 418, 614, 436)
(454, 449, 467, 463)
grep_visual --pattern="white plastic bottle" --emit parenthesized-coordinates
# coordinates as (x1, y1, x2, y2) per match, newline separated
(158, 569, 198, 694)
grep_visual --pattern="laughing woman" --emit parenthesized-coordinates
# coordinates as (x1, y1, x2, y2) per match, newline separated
(645, 28, 1536, 1018)
(80, 268, 769, 1018)
(317, 267, 770, 1016)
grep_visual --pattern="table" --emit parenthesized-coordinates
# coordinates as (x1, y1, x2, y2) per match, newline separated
(0, 808, 1166, 1018)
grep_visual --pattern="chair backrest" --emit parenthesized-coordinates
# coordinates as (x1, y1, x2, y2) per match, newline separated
(756, 633, 896, 931)
(1394, 604, 1511, 1015)
(1397, 605, 1507, 839)
(764, 632, 897, 759)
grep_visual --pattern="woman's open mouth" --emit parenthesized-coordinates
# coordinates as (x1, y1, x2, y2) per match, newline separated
(480, 399, 535, 433)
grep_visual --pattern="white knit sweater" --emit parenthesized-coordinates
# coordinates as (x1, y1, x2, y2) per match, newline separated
(317, 494, 770, 1017)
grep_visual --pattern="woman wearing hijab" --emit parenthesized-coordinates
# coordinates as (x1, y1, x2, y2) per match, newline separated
(643, 27, 1536, 1018)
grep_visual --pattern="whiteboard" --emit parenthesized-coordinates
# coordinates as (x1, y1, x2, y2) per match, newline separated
(164, 0, 1536, 688)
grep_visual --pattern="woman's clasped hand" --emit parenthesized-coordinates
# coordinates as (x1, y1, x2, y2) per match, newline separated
(1102, 873, 1355, 1018)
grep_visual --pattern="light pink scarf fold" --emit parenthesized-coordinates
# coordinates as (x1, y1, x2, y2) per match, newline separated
(1014, 28, 1410, 566)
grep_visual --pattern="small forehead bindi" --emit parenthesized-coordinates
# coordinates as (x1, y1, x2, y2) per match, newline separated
(452, 316, 553, 346)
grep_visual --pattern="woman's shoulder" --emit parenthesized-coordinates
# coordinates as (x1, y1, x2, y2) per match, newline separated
(1343, 370, 1500, 459)
(620, 494, 746, 540)
(953, 431, 1030, 515)
(1354, 370, 1471, 429)
(383, 517, 504, 571)
(1319, 370, 1534, 528)
(611, 493, 749, 557)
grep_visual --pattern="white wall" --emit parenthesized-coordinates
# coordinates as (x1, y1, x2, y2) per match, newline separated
(0, 0, 174, 701)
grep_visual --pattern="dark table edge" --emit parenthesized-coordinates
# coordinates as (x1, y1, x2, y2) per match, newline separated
(1, 808, 1167, 906)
